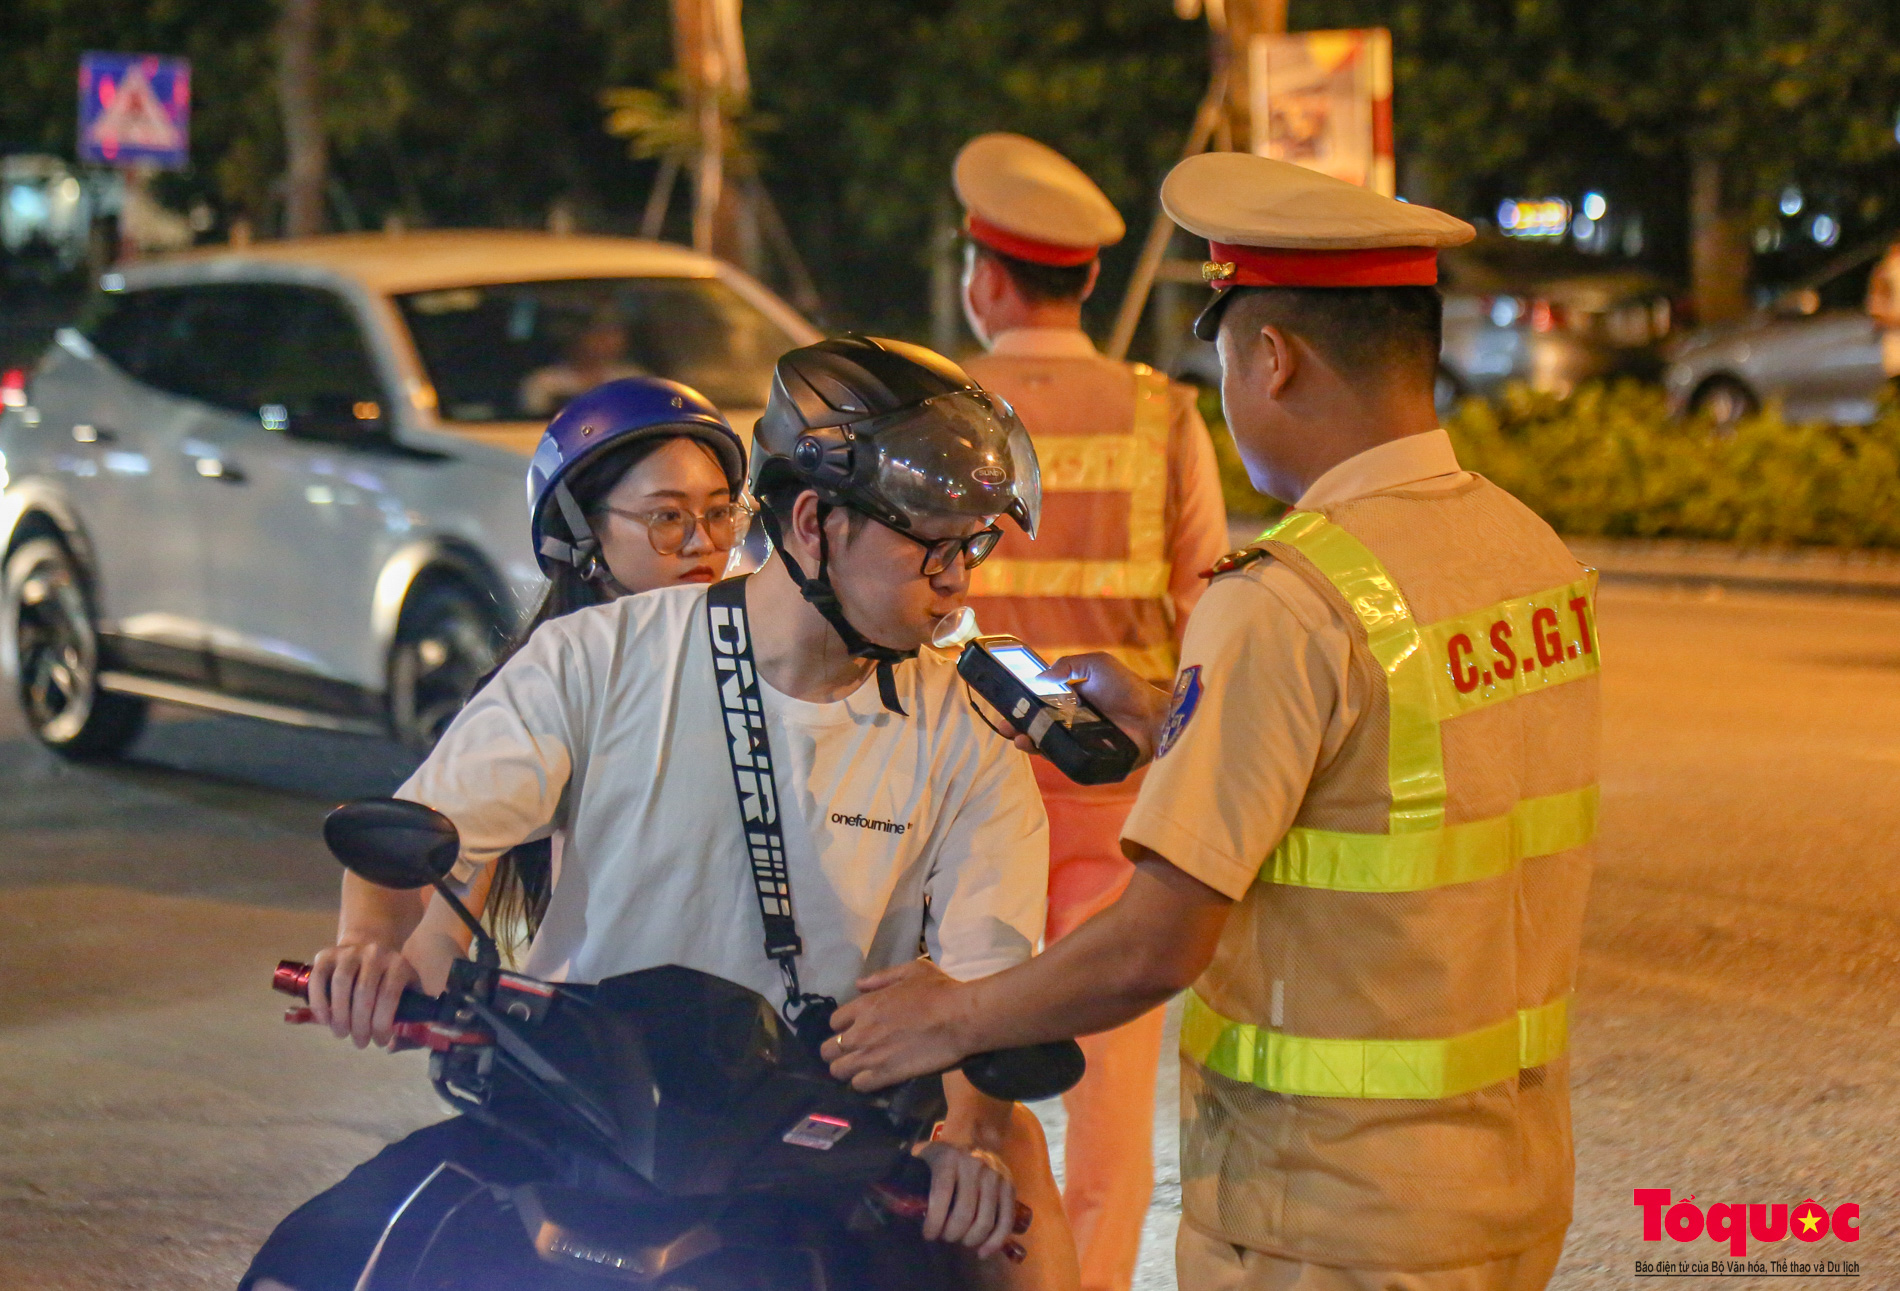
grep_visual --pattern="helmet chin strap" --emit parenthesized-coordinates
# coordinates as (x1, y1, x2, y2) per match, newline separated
(539, 480, 636, 599)
(758, 505, 914, 716)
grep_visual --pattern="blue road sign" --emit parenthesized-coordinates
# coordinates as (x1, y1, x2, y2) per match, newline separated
(78, 52, 191, 170)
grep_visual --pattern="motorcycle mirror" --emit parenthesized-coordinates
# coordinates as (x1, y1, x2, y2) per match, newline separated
(323, 798, 500, 968)
(323, 798, 461, 888)
(959, 1040, 1086, 1103)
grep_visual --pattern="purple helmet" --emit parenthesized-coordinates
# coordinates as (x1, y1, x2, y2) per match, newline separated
(526, 377, 743, 578)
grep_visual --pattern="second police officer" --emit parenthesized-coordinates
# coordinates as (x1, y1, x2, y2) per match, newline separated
(952, 131, 1230, 1291)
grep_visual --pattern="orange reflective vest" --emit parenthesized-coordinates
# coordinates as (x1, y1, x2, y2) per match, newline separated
(965, 364, 1180, 681)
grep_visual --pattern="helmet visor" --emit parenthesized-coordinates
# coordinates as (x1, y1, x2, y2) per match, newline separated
(852, 390, 1042, 538)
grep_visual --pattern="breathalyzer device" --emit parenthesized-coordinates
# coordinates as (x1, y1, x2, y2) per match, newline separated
(957, 635, 1139, 785)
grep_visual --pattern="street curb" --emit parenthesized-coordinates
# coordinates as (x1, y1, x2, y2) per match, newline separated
(1225, 519, 1900, 600)
(1564, 538, 1900, 600)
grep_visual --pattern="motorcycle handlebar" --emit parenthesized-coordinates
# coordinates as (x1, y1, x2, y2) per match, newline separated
(273, 959, 439, 1023)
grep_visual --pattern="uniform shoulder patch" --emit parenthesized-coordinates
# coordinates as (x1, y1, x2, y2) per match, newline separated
(1198, 546, 1271, 580)
(1155, 665, 1203, 759)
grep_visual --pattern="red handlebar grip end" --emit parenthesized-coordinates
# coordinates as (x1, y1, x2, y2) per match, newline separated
(273, 960, 313, 1000)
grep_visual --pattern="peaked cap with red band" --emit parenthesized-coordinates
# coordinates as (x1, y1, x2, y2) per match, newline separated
(955, 133, 1125, 268)
(1161, 152, 1475, 340)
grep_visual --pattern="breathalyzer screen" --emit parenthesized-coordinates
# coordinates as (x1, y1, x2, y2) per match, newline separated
(990, 645, 1071, 699)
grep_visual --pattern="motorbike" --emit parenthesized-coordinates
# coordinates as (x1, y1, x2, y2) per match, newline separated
(273, 798, 1085, 1290)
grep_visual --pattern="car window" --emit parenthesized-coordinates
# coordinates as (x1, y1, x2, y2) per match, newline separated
(81, 283, 384, 423)
(395, 277, 795, 421)
(253, 287, 385, 419)
(77, 287, 170, 378)
(1816, 258, 1877, 312)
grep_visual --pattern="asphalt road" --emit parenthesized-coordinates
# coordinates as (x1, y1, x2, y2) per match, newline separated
(2, 584, 1896, 1289)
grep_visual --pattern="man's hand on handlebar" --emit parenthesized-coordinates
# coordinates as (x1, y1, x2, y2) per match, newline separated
(915, 1140, 1017, 1260)
(306, 941, 423, 1049)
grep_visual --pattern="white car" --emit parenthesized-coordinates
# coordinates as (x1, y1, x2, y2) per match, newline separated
(1664, 242, 1888, 426)
(0, 230, 817, 757)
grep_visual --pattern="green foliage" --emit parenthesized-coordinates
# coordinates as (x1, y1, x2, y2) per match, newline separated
(1198, 376, 1900, 549)
(1446, 382, 1900, 548)
(0, 0, 279, 216)
(744, 0, 1208, 333)
(1297, 0, 1900, 235)
(0, 0, 670, 230)
(7, 1, 1896, 334)
(601, 80, 771, 175)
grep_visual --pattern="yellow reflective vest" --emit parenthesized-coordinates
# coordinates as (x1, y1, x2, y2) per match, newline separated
(1179, 478, 1599, 1268)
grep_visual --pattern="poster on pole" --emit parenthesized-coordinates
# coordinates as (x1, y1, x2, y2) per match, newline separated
(1247, 29, 1393, 196)
(78, 52, 191, 170)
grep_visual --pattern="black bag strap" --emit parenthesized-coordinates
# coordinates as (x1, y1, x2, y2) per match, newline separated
(705, 576, 830, 1023)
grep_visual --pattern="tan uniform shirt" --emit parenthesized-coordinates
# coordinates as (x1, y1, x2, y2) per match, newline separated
(963, 327, 1229, 679)
(1121, 429, 1470, 895)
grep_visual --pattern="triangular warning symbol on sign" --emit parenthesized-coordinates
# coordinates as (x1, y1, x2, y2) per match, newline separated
(87, 63, 184, 156)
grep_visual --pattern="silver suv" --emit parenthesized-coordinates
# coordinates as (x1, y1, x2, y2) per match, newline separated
(0, 231, 814, 757)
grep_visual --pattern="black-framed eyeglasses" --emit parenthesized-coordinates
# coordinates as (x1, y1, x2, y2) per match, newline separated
(877, 518, 1005, 577)
(600, 500, 754, 556)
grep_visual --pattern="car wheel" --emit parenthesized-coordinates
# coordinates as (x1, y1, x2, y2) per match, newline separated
(3, 537, 148, 759)
(1690, 377, 1760, 429)
(388, 577, 504, 750)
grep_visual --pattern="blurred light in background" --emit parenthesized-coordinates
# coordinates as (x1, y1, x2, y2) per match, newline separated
(1581, 191, 1608, 221)
(1499, 197, 1570, 239)
(1810, 213, 1840, 247)
(1779, 186, 1805, 217)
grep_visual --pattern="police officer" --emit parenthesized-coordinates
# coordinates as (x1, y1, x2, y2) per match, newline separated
(824, 153, 1602, 1291)
(953, 131, 1229, 1291)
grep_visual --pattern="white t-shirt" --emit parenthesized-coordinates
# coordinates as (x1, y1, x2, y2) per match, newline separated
(398, 583, 1049, 1009)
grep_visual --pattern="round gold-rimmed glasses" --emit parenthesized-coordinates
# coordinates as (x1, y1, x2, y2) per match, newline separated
(600, 500, 754, 556)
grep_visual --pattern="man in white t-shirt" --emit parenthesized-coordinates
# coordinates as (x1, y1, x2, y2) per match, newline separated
(245, 338, 1066, 1291)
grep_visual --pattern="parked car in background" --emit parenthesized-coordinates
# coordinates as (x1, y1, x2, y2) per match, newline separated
(0, 230, 817, 758)
(1436, 238, 1675, 407)
(1663, 241, 1889, 427)
(1164, 236, 1675, 412)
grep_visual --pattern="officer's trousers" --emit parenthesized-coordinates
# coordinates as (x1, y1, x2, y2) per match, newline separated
(1176, 1222, 1568, 1291)
(1043, 783, 1164, 1291)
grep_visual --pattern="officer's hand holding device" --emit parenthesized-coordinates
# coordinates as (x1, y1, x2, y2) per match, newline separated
(957, 635, 1139, 785)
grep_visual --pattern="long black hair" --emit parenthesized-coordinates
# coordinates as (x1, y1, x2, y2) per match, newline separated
(476, 435, 675, 956)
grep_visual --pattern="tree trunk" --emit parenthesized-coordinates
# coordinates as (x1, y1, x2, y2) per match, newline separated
(1218, 0, 1288, 154)
(1690, 151, 1751, 325)
(929, 198, 963, 357)
(276, 0, 326, 238)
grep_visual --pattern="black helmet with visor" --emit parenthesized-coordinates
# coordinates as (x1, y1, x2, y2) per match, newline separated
(751, 335, 1041, 713)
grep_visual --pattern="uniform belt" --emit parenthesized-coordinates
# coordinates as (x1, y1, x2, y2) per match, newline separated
(1181, 990, 1571, 1100)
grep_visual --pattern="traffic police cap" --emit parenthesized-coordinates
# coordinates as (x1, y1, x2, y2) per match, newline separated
(954, 133, 1126, 268)
(1160, 152, 1475, 341)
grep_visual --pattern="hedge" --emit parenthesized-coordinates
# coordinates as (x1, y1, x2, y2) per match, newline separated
(1202, 381, 1900, 549)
